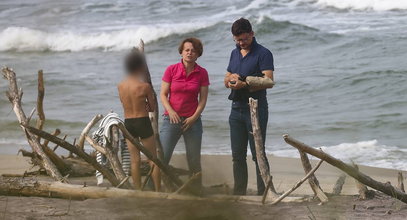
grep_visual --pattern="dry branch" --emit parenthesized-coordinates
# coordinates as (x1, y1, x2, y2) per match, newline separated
(270, 160, 324, 205)
(77, 114, 103, 150)
(298, 150, 328, 203)
(23, 125, 120, 186)
(174, 172, 202, 194)
(398, 172, 405, 193)
(353, 163, 374, 199)
(116, 123, 183, 188)
(248, 98, 277, 197)
(0, 177, 304, 204)
(36, 70, 45, 132)
(85, 136, 106, 155)
(332, 174, 346, 195)
(283, 134, 407, 204)
(2, 67, 63, 181)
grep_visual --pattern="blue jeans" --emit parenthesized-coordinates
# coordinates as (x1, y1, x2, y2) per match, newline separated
(229, 107, 269, 195)
(160, 115, 203, 189)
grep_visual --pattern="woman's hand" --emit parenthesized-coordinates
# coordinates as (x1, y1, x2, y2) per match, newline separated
(181, 116, 197, 132)
(168, 110, 181, 124)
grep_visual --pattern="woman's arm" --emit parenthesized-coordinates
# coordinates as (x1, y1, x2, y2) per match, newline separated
(160, 81, 181, 123)
(182, 86, 209, 131)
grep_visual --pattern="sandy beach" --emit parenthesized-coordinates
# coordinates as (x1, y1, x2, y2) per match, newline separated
(1, 153, 407, 219)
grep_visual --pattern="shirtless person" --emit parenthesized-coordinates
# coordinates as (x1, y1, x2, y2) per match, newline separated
(118, 50, 161, 191)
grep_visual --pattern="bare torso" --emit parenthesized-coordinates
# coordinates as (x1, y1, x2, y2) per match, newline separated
(118, 77, 152, 119)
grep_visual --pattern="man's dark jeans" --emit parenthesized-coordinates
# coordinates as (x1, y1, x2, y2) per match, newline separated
(229, 106, 269, 195)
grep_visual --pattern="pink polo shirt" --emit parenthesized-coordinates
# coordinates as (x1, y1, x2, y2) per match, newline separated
(162, 61, 210, 117)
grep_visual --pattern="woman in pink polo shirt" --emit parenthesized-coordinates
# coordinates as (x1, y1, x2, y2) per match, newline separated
(160, 37, 209, 193)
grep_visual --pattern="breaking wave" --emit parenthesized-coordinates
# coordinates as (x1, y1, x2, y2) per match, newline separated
(315, 0, 407, 11)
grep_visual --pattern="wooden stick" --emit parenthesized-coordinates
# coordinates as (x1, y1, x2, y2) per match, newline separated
(36, 70, 45, 132)
(270, 160, 324, 205)
(261, 178, 273, 204)
(174, 172, 202, 194)
(104, 126, 131, 189)
(141, 165, 155, 191)
(77, 114, 103, 150)
(23, 125, 120, 186)
(44, 129, 61, 148)
(283, 134, 407, 203)
(0, 177, 304, 204)
(53, 134, 67, 151)
(352, 163, 372, 199)
(2, 67, 63, 182)
(248, 98, 277, 197)
(332, 174, 346, 195)
(116, 123, 183, 187)
(85, 136, 106, 155)
(116, 176, 131, 189)
(398, 172, 405, 193)
(298, 150, 328, 203)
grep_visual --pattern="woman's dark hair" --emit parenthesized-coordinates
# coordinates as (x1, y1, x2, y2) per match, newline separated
(125, 48, 146, 74)
(178, 37, 203, 57)
(231, 18, 252, 36)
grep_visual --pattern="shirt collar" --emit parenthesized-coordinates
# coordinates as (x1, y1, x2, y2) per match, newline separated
(179, 59, 200, 73)
(235, 37, 259, 50)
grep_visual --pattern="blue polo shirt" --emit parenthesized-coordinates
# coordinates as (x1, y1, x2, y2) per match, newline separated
(227, 37, 274, 109)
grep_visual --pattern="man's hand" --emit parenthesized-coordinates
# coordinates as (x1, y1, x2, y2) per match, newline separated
(224, 73, 240, 88)
(229, 79, 247, 90)
(181, 116, 197, 132)
(168, 110, 181, 124)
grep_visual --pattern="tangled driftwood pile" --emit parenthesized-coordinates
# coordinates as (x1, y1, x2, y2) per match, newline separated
(1, 41, 407, 206)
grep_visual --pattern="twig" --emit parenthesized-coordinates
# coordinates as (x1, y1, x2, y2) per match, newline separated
(141, 165, 155, 191)
(270, 160, 324, 205)
(77, 114, 103, 150)
(332, 174, 346, 195)
(85, 136, 106, 155)
(117, 176, 130, 189)
(174, 172, 201, 194)
(262, 178, 273, 204)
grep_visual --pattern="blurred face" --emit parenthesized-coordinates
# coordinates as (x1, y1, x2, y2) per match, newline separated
(181, 42, 198, 63)
(233, 32, 254, 50)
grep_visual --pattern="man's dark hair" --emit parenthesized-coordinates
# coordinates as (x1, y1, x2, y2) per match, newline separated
(125, 48, 146, 74)
(231, 18, 252, 36)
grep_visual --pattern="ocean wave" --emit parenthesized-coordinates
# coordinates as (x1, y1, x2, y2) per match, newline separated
(0, 22, 216, 52)
(274, 140, 407, 170)
(315, 0, 407, 11)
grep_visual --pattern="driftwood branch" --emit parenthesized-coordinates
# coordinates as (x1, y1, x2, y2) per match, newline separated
(283, 134, 407, 204)
(116, 123, 183, 188)
(352, 163, 374, 199)
(270, 160, 324, 205)
(298, 150, 328, 203)
(248, 98, 277, 197)
(36, 70, 45, 132)
(23, 125, 120, 186)
(398, 172, 405, 193)
(2, 67, 63, 182)
(0, 177, 304, 204)
(174, 172, 202, 194)
(332, 174, 346, 195)
(85, 136, 106, 155)
(77, 114, 103, 150)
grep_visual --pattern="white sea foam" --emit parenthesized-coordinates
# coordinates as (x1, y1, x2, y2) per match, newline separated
(316, 0, 407, 11)
(0, 22, 215, 52)
(274, 140, 407, 170)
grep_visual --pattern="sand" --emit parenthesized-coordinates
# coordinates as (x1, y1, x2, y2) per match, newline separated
(1, 153, 407, 219)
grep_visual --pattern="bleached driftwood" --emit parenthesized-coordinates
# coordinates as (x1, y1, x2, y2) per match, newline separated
(398, 172, 405, 193)
(23, 125, 120, 186)
(0, 177, 305, 204)
(174, 172, 202, 194)
(270, 160, 324, 205)
(2, 67, 64, 182)
(298, 150, 328, 203)
(248, 98, 277, 199)
(35, 70, 45, 133)
(352, 163, 375, 200)
(332, 174, 346, 195)
(77, 114, 103, 150)
(283, 134, 407, 204)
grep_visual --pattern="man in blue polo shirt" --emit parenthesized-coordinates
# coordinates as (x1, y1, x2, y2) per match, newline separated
(224, 18, 275, 195)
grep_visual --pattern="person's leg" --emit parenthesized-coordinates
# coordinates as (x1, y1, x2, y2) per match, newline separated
(247, 107, 269, 195)
(140, 135, 161, 191)
(229, 108, 249, 195)
(126, 139, 141, 189)
(160, 115, 182, 164)
(183, 117, 203, 193)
